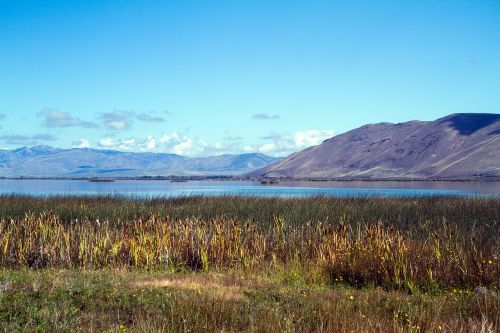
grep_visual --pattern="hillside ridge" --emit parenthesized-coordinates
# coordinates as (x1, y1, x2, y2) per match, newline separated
(246, 113, 500, 179)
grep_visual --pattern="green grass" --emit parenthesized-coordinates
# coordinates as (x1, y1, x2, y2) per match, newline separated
(0, 195, 498, 332)
(0, 269, 498, 332)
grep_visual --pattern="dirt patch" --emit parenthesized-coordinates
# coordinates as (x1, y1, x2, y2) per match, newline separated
(129, 274, 254, 301)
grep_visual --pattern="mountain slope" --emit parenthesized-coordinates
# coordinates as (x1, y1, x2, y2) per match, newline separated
(0, 147, 281, 177)
(247, 113, 500, 179)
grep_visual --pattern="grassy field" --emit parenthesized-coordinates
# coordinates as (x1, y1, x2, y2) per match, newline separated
(0, 195, 498, 332)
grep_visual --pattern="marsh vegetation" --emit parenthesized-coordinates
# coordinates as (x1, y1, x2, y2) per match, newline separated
(0, 195, 498, 332)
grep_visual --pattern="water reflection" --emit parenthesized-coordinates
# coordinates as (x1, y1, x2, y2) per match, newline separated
(1, 179, 499, 197)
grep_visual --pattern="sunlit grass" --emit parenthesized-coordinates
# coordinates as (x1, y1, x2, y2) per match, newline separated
(0, 195, 497, 290)
(0, 269, 498, 332)
(0, 195, 498, 332)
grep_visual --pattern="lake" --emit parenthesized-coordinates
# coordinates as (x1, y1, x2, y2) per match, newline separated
(1, 179, 499, 197)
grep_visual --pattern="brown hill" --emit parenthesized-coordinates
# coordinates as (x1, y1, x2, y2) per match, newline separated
(247, 113, 500, 179)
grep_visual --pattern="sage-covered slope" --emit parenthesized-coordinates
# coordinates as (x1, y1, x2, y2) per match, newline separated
(248, 113, 500, 178)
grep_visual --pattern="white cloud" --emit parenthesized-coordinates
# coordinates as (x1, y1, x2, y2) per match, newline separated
(74, 139, 90, 148)
(252, 113, 280, 120)
(90, 129, 333, 157)
(172, 138, 195, 155)
(158, 133, 240, 156)
(99, 110, 134, 130)
(136, 112, 166, 123)
(110, 120, 127, 130)
(159, 133, 182, 145)
(98, 135, 157, 152)
(145, 135, 156, 150)
(257, 143, 277, 153)
(159, 133, 202, 156)
(253, 129, 334, 156)
(98, 137, 115, 147)
(242, 145, 255, 152)
(292, 130, 334, 147)
(38, 109, 97, 128)
(99, 110, 168, 130)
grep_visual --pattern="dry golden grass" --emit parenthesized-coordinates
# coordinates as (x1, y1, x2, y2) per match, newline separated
(0, 211, 497, 291)
(129, 274, 252, 301)
(0, 196, 498, 331)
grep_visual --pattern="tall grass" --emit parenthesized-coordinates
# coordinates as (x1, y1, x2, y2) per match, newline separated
(0, 195, 497, 291)
(1, 194, 499, 230)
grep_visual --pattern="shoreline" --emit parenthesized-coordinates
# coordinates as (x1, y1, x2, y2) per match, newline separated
(2, 176, 500, 182)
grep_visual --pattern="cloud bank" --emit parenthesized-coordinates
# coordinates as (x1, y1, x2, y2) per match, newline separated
(91, 129, 333, 157)
(252, 113, 280, 120)
(100, 110, 167, 130)
(0, 134, 57, 146)
(38, 109, 98, 128)
(244, 130, 334, 156)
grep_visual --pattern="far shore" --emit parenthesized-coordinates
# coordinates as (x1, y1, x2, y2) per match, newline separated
(1, 176, 500, 182)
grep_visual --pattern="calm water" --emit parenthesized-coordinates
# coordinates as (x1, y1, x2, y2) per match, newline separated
(1, 179, 499, 197)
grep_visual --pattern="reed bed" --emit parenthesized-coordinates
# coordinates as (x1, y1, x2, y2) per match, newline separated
(1, 195, 499, 231)
(0, 195, 498, 331)
(0, 198, 498, 290)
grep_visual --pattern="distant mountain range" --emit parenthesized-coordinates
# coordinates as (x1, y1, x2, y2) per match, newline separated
(3, 113, 499, 179)
(0, 146, 281, 177)
(247, 113, 500, 179)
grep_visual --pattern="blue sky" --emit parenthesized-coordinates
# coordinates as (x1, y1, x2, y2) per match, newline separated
(0, 0, 499, 156)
